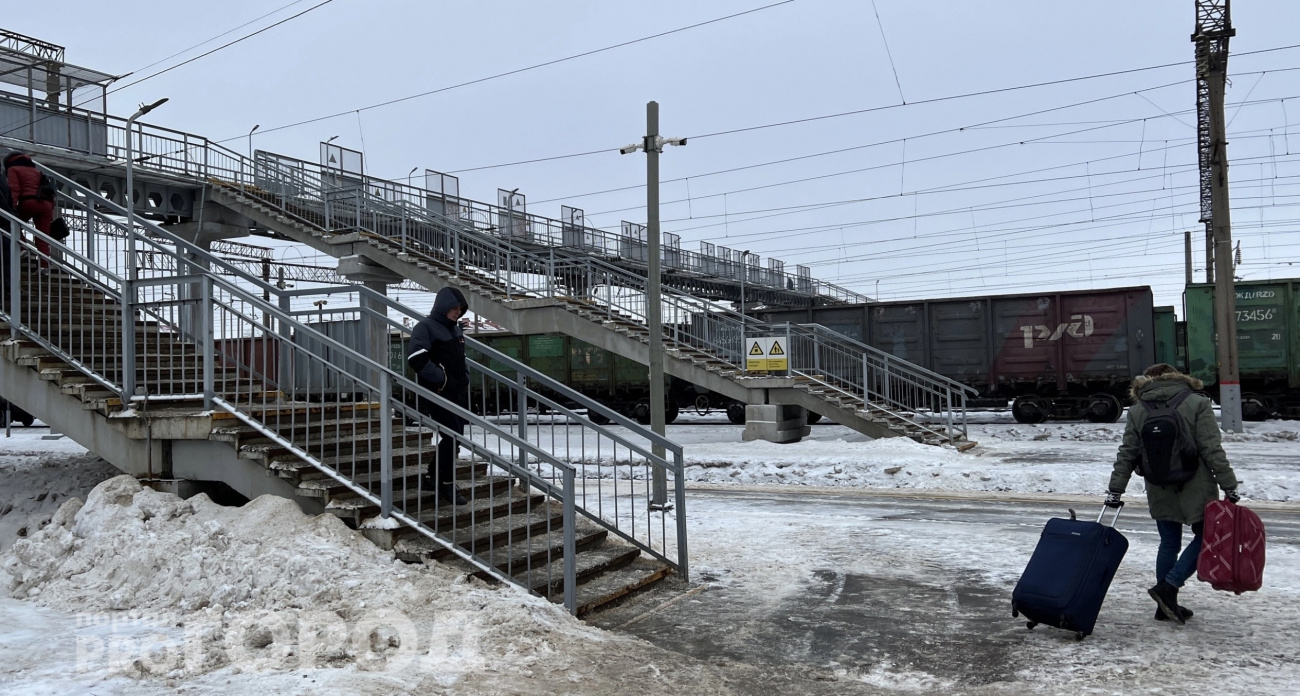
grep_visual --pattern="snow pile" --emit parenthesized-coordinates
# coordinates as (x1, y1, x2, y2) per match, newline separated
(0, 442, 118, 554)
(0, 476, 729, 692)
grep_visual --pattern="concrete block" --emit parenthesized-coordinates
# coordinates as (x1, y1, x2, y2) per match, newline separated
(741, 404, 810, 444)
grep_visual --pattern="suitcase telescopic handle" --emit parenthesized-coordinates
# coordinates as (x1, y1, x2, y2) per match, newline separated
(1096, 502, 1123, 527)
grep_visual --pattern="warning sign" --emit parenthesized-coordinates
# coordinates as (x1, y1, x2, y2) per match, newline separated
(745, 336, 789, 372)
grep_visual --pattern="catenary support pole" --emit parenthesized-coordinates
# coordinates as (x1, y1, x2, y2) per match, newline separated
(1208, 69, 1242, 431)
(646, 101, 668, 507)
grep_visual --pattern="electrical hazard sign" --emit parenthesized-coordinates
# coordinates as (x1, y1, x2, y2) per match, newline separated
(745, 336, 789, 372)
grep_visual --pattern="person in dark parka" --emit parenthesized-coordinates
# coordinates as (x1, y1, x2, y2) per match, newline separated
(1106, 363, 1240, 624)
(407, 286, 471, 505)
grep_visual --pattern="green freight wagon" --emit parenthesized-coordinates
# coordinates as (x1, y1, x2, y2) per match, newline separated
(1153, 306, 1186, 372)
(1185, 279, 1300, 419)
(465, 332, 739, 423)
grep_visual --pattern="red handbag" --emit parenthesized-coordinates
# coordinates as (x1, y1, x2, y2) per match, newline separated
(1197, 499, 1266, 594)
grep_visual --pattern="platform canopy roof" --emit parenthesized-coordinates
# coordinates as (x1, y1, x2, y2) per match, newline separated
(0, 28, 116, 94)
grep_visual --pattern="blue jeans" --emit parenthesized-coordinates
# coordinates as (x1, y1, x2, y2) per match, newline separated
(1156, 520, 1204, 588)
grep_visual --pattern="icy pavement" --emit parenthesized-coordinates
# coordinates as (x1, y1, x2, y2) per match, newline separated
(2, 417, 1297, 694)
(592, 488, 1300, 695)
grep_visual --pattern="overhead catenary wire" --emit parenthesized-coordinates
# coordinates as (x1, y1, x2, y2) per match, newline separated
(109, 0, 339, 94)
(208, 0, 797, 144)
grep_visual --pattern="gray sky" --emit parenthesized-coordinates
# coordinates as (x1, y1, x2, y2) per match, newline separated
(8, 0, 1300, 311)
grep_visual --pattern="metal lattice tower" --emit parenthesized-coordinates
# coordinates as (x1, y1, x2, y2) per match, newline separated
(1193, 0, 1233, 271)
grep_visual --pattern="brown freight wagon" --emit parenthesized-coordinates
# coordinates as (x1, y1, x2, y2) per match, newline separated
(762, 286, 1156, 423)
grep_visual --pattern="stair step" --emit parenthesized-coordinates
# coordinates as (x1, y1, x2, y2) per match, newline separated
(395, 504, 565, 561)
(465, 519, 610, 578)
(515, 541, 641, 597)
(572, 556, 674, 617)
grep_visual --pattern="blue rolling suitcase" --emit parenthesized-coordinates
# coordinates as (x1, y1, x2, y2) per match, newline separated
(1012, 504, 1128, 640)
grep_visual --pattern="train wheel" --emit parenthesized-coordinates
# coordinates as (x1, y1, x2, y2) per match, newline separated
(666, 401, 680, 424)
(1011, 397, 1048, 424)
(18, 414, 34, 427)
(1242, 395, 1272, 422)
(726, 403, 747, 425)
(807, 411, 823, 425)
(588, 410, 612, 426)
(1084, 394, 1123, 424)
(632, 402, 652, 425)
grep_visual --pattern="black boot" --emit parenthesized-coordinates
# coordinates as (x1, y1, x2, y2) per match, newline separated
(1148, 581, 1185, 625)
(1154, 604, 1195, 621)
(438, 483, 468, 506)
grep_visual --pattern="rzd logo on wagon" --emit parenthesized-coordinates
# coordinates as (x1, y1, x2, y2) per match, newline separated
(1019, 314, 1095, 348)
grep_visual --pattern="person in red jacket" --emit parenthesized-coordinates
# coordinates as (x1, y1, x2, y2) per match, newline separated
(4, 152, 53, 264)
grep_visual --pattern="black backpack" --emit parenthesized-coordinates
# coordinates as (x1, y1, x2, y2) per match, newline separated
(1137, 390, 1200, 486)
(36, 172, 57, 201)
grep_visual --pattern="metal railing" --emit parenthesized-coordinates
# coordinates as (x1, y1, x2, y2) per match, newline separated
(224, 154, 973, 441)
(1, 97, 968, 442)
(1, 166, 689, 612)
(783, 323, 978, 442)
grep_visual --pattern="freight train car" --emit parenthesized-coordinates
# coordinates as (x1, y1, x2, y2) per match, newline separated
(463, 332, 748, 424)
(762, 286, 1156, 423)
(1185, 279, 1300, 420)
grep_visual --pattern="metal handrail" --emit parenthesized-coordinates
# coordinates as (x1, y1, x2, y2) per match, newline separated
(223, 156, 970, 440)
(794, 323, 979, 397)
(19, 109, 963, 442)
(9, 166, 686, 609)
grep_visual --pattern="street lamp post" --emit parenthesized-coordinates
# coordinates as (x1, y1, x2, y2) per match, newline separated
(620, 102, 686, 508)
(326, 135, 339, 144)
(122, 97, 169, 402)
(247, 124, 260, 159)
(407, 166, 419, 190)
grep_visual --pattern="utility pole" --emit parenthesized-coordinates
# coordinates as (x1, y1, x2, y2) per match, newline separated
(1194, 0, 1242, 431)
(621, 102, 686, 508)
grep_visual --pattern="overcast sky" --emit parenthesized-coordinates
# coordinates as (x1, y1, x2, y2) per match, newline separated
(7, 0, 1300, 312)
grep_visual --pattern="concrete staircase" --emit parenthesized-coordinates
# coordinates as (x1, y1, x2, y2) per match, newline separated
(206, 180, 970, 445)
(2, 256, 672, 616)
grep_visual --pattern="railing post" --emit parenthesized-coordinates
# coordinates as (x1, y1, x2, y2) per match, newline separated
(201, 277, 214, 411)
(380, 371, 393, 518)
(946, 386, 955, 441)
(7, 224, 18, 339)
(278, 293, 293, 396)
(674, 449, 689, 582)
(562, 466, 577, 614)
(122, 276, 136, 400)
(516, 371, 528, 474)
(882, 354, 891, 405)
(453, 226, 461, 275)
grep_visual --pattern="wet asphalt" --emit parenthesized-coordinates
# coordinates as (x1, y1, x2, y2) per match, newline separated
(588, 489, 1300, 695)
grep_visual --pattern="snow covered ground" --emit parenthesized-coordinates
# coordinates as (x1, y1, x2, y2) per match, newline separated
(1, 413, 1296, 694)
(665, 412, 1300, 503)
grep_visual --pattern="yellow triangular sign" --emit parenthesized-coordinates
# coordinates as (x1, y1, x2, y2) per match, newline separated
(769, 341, 785, 355)
(749, 341, 764, 356)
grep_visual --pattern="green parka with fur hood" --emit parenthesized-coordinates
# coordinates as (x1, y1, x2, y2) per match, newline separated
(1109, 372, 1238, 524)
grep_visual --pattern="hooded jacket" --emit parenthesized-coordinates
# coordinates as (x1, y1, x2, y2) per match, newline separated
(408, 287, 470, 404)
(1110, 371, 1238, 524)
(4, 153, 43, 201)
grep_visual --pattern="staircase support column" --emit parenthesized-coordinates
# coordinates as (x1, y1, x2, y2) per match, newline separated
(361, 280, 389, 389)
(742, 403, 809, 444)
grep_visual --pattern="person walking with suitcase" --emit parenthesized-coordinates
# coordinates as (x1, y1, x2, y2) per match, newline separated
(407, 286, 471, 506)
(1105, 363, 1241, 624)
